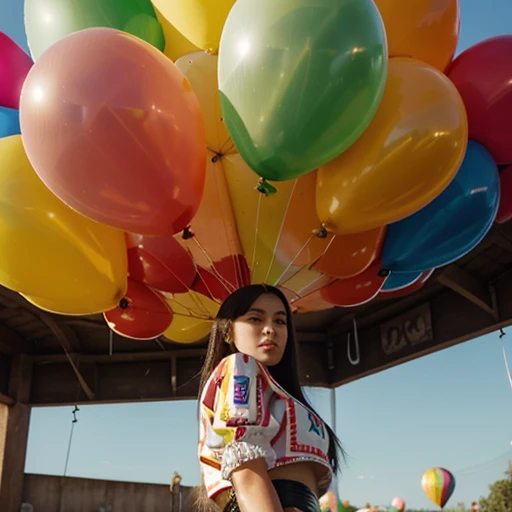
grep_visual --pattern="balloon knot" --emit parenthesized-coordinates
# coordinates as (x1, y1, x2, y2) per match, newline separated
(256, 178, 277, 196)
(119, 298, 129, 310)
(211, 153, 221, 163)
(182, 226, 195, 240)
(378, 268, 391, 278)
(313, 225, 328, 239)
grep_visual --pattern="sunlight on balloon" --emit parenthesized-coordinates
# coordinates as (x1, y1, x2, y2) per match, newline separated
(237, 38, 251, 58)
(32, 85, 45, 103)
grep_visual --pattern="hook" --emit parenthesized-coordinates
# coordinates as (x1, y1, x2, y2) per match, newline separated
(499, 328, 506, 339)
(347, 316, 360, 366)
(72, 405, 80, 424)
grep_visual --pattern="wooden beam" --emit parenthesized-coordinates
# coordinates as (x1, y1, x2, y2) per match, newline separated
(32, 348, 207, 364)
(0, 322, 31, 356)
(490, 225, 512, 254)
(436, 265, 497, 319)
(0, 393, 14, 407)
(0, 354, 32, 512)
(0, 402, 31, 512)
(329, 282, 512, 387)
(328, 276, 443, 336)
(0, 292, 81, 352)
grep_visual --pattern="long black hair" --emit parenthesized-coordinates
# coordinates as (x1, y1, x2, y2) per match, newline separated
(199, 284, 344, 474)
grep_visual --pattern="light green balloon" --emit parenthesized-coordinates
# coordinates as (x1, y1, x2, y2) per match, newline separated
(25, 0, 165, 60)
(218, 0, 388, 181)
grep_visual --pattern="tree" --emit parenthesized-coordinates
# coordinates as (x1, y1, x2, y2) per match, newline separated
(479, 478, 512, 512)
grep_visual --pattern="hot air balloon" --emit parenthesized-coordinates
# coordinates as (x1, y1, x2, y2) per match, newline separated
(391, 496, 405, 511)
(421, 467, 455, 509)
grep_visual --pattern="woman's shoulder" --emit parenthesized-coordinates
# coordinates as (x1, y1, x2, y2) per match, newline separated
(200, 353, 270, 405)
(212, 352, 267, 379)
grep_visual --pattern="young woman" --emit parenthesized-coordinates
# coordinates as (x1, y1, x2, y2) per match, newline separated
(198, 284, 343, 512)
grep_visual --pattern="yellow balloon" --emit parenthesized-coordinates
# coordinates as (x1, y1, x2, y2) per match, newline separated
(0, 136, 127, 315)
(175, 51, 232, 154)
(150, 0, 235, 52)
(163, 290, 219, 343)
(316, 58, 468, 235)
(153, 5, 200, 61)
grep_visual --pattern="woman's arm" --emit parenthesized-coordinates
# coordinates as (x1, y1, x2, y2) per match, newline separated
(231, 458, 283, 512)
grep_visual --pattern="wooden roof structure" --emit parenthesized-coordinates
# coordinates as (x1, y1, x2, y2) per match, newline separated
(1, 221, 512, 408)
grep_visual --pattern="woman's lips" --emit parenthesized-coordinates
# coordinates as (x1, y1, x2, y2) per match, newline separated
(259, 340, 277, 351)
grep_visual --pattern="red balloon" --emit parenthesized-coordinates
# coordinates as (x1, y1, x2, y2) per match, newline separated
(192, 255, 250, 302)
(321, 261, 388, 307)
(20, 28, 206, 235)
(126, 233, 197, 293)
(447, 35, 512, 164)
(496, 166, 512, 223)
(104, 278, 173, 339)
(0, 32, 33, 109)
(380, 269, 434, 299)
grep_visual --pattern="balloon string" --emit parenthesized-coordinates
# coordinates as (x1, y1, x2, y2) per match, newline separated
(212, 161, 247, 290)
(171, 311, 215, 321)
(123, 298, 214, 320)
(274, 233, 315, 287)
(264, 179, 298, 285)
(250, 192, 263, 280)
(294, 273, 330, 299)
(276, 229, 337, 289)
(191, 237, 237, 295)
(166, 298, 214, 320)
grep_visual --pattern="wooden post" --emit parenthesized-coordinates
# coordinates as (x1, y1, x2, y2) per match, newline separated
(0, 355, 32, 512)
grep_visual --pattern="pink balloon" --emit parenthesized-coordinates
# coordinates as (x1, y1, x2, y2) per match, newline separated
(0, 33, 33, 109)
(20, 28, 206, 236)
(496, 166, 512, 224)
(391, 496, 405, 512)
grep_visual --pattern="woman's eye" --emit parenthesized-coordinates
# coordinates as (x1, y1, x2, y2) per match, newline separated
(248, 316, 261, 322)
(275, 319, 287, 326)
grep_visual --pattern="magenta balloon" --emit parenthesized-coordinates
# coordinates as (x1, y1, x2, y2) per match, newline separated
(0, 32, 33, 109)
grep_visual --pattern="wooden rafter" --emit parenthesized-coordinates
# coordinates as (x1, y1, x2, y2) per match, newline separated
(436, 265, 498, 320)
(0, 323, 31, 355)
(0, 392, 14, 406)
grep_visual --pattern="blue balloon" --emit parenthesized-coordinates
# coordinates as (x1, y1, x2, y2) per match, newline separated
(382, 140, 500, 273)
(381, 270, 424, 291)
(0, 106, 21, 138)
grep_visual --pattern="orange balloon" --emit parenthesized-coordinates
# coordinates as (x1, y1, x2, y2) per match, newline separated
(321, 261, 388, 307)
(20, 27, 206, 236)
(314, 227, 386, 279)
(293, 289, 334, 313)
(272, 171, 330, 270)
(374, 0, 460, 72)
(317, 58, 468, 235)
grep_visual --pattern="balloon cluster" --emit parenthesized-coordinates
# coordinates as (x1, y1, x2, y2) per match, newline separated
(0, 0, 509, 341)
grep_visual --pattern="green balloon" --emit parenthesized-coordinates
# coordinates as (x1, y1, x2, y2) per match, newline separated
(25, 0, 165, 60)
(219, 0, 388, 181)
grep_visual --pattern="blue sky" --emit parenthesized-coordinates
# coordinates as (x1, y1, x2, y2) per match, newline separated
(1, 0, 512, 509)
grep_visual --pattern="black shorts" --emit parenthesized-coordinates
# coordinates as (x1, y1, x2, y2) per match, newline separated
(223, 479, 321, 512)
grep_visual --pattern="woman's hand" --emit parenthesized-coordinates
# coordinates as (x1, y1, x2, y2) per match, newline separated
(231, 458, 284, 512)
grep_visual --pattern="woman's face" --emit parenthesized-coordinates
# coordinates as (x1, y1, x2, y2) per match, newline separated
(231, 293, 288, 366)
